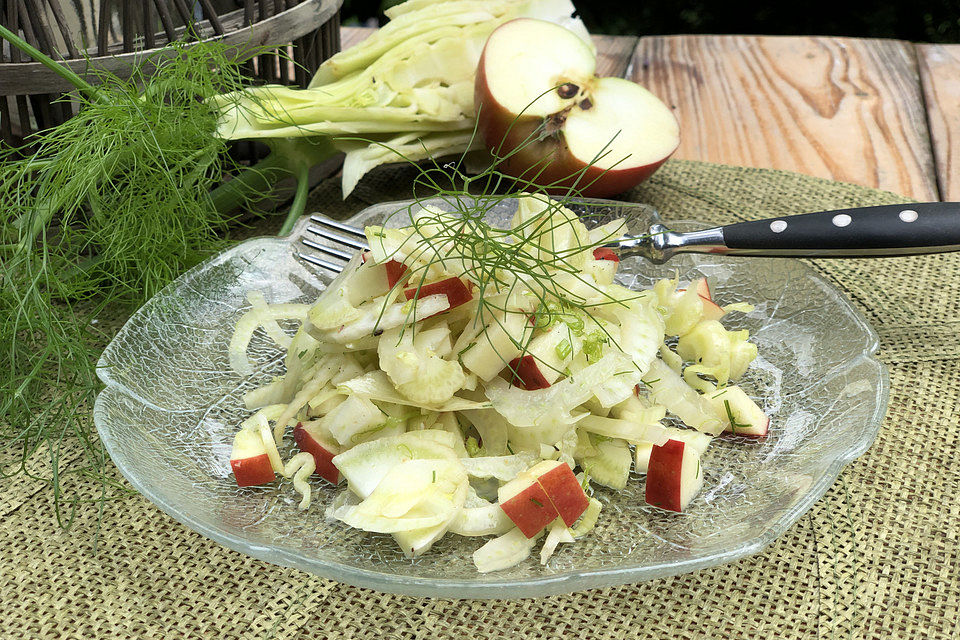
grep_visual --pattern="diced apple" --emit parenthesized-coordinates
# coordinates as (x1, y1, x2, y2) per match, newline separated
(293, 422, 341, 485)
(592, 247, 620, 262)
(506, 354, 551, 390)
(505, 322, 579, 388)
(583, 258, 617, 286)
(634, 442, 654, 473)
(635, 427, 712, 472)
(645, 439, 704, 512)
(230, 429, 276, 487)
(498, 472, 559, 538)
(693, 277, 711, 300)
(527, 460, 590, 527)
(404, 276, 473, 315)
(460, 311, 532, 381)
(385, 259, 408, 288)
(706, 386, 770, 437)
(700, 295, 725, 322)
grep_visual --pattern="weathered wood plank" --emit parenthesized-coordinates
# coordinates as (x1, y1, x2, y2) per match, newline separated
(593, 35, 637, 78)
(338, 25, 374, 50)
(917, 44, 960, 201)
(339, 28, 636, 79)
(632, 35, 938, 201)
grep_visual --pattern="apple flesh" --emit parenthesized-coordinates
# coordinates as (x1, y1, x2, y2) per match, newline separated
(475, 18, 679, 197)
(635, 427, 712, 472)
(645, 439, 703, 512)
(293, 422, 342, 484)
(706, 386, 770, 437)
(361, 251, 408, 288)
(679, 278, 724, 322)
(230, 429, 276, 487)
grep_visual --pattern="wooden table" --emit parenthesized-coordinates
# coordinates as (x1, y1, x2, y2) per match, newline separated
(345, 27, 959, 202)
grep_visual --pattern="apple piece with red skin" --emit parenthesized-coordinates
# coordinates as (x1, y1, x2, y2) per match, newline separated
(526, 460, 589, 527)
(293, 422, 342, 484)
(644, 439, 703, 512)
(592, 247, 620, 263)
(679, 278, 724, 321)
(699, 295, 725, 322)
(506, 354, 552, 390)
(361, 251, 408, 289)
(706, 386, 770, 437)
(498, 472, 560, 538)
(404, 276, 473, 312)
(693, 277, 711, 300)
(505, 322, 578, 389)
(475, 18, 679, 198)
(230, 429, 276, 488)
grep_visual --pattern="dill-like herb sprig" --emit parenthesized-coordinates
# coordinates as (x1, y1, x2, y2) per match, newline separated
(360, 116, 654, 384)
(0, 28, 256, 531)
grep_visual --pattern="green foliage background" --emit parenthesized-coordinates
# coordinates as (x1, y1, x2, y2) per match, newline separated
(345, 0, 960, 42)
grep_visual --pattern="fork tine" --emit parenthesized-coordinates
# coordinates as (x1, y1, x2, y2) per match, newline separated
(301, 237, 353, 261)
(309, 215, 367, 238)
(306, 225, 370, 251)
(296, 251, 344, 273)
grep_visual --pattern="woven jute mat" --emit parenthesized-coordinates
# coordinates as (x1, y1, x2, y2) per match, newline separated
(3, 160, 958, 639)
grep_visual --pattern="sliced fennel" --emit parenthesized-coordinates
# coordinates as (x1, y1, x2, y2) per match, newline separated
(226, 194, 765, 573)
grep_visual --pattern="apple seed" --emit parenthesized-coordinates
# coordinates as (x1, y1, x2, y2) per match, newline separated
(557, 83, 579, 99)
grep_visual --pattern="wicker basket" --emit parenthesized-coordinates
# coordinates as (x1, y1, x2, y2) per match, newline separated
(0, 0, 343, 147)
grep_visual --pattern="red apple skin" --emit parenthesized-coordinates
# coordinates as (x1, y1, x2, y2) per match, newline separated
(536, 464, 589, 526)
(500, 481, 560, 538)
(293, 423, 341, 484)
(592, 247, 620, 263)
(475, 51, 673, 198)
(404, 277, 473, 310)
(506, 354, 552, 390)
(231, 454, 276, 488)
(694, 278, 711, 300)
(722, 416, 770, 438)
(645, 439, 685, 512)
(385, 260, 408, 289)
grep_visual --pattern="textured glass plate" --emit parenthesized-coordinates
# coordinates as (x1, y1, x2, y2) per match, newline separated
(94, 198, 888, 598)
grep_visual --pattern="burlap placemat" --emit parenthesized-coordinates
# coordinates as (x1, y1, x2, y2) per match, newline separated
(3, 159, 958, 639)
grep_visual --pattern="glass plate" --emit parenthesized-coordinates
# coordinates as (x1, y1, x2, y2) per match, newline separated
(94, 198, 888, 598)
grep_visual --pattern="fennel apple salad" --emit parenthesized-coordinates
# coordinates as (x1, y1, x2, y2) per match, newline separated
(227, 195, 768, 573)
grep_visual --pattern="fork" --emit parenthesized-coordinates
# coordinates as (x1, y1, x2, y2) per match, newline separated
(298, 202, 960, 272)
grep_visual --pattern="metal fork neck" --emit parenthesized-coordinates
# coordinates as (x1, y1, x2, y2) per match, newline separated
(617, 224, 726, 264)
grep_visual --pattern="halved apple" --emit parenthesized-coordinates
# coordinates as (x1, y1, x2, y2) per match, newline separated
(230, 429, 276, 488)
(475, 18, 679, 197)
